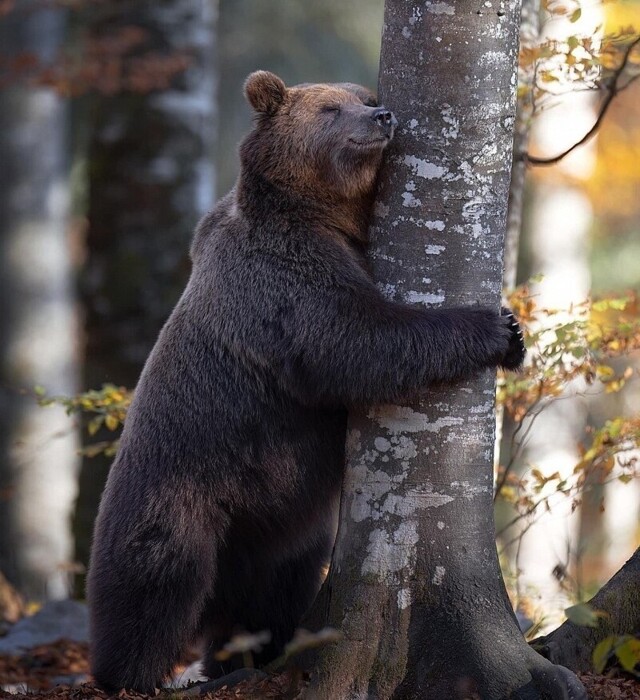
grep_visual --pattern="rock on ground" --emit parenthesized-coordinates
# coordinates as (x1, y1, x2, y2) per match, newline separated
(0, 601, 88, 654)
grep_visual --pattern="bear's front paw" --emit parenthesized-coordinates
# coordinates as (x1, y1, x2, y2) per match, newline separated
(499, 307, 526, 371)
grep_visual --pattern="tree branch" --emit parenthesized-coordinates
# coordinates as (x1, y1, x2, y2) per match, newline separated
(494, 383, 545, 501)
(525, 36, 640, 167)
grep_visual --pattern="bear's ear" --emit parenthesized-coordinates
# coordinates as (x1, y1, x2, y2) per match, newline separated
(244, 71, 287, 115)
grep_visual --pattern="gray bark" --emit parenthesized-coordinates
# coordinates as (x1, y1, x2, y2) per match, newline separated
(309, 2, 586, 698)
(515, 0, 597, 609)
(0, 2, 80, 600)
(74, 0, 218, 586)
(504, 0, 540, 289)
(535, 546, 640, 672)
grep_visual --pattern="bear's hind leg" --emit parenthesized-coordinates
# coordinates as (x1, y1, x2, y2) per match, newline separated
(89, 525, 218, 694)
(202, 536, 330, 679)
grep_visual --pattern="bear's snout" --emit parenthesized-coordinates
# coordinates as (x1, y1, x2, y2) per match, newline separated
(372, 107, 397, 139)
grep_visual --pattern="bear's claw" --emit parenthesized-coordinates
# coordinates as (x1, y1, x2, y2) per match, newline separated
(500, 307, 526, 371)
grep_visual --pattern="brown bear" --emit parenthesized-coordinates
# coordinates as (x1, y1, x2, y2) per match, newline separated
(87, 71, 525, 693)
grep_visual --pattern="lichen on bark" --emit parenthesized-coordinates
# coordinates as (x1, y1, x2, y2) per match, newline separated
(308, 2, 586, 698)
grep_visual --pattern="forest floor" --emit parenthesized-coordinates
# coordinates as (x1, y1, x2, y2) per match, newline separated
(0, 639, 638, 700)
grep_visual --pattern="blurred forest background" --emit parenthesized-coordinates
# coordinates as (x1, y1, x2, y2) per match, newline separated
(0, 0, 638, 638)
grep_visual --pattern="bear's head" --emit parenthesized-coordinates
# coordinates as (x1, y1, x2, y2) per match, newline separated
(240, 71, 397, 202)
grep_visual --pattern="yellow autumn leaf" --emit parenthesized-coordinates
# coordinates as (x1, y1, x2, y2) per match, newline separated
(596, 365, 615, 379)
(105, 414, 119, 431)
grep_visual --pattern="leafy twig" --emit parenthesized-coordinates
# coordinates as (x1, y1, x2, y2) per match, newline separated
(494, 385, 545, 501)
(525, 35, 640, 167)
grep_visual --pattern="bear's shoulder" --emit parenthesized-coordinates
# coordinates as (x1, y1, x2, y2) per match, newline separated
(190, 189, 245, 263)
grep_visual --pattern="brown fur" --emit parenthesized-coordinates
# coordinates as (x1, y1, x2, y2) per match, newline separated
(240, 73, 387, 241)
(87, 71, 525, 694)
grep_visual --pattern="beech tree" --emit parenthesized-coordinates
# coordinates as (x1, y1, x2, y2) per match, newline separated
(309, 2, 587, 698)
(74, 0, 218, 579)
(80, 0, 218, 390)
(0, 1, 79, 600)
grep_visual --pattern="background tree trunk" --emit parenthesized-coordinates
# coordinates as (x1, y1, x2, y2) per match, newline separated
(503, 0, 540, 290)
(513, 0, 601, 618)
(0, 2, 80, 601)
(74, 0, 218, 590)
(309, 2, 585, 698)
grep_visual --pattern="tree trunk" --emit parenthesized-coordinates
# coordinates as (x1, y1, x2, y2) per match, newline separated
(74, 0, 218, 589)
(534, 546, 640, 672)
(503, 0, 540, 289)
(309, 2, 585, 698)
(0, 2, 80, 600)
(514, 0, 600, 616)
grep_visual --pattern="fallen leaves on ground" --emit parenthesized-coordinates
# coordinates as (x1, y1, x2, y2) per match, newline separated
(0, 673, 305, 700)
(578, 672, 640, 699)
(200, 671, 305, 699)
(0, 640, 88, 690)
(0, 640, 638, 699)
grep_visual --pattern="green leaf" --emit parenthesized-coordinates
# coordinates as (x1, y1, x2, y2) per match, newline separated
(34, 385, 46, 397)
(606, 418, 623, 438)
(615, 637, 640, 672)
(593, 636, 615, 673)
(593, 297, 628, 312)
(87, 416, 104, 436)
(609, 298, 628, 310)
(565, 603, 600, 628)
(570, 8, 582, 22)
(105, 414, 119, 431)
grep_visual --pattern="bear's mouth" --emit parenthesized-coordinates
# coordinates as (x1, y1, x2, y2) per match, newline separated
(348, 137, 389, 149)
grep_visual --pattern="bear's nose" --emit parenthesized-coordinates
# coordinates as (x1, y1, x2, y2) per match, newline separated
(372, 107, 398, 136)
